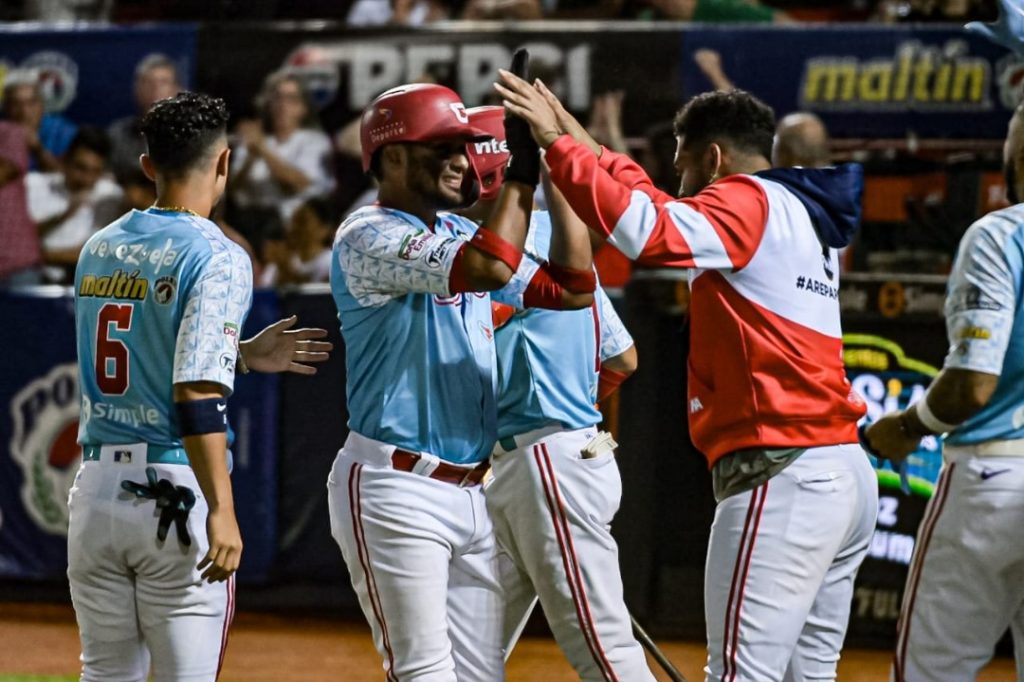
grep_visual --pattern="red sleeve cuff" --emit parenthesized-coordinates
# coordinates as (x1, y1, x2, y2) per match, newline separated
(546, 263, 597, 293)
(544, 134, 582, 169)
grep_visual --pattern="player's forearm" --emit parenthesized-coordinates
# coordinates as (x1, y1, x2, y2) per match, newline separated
(182, 431, 235, 512)
(462, 183, 533, 286)
(902, 368, 999, 436)
(544, 170, 593, 272)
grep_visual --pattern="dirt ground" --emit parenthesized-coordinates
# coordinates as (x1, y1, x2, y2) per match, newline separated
(0, 603, 1017, 681)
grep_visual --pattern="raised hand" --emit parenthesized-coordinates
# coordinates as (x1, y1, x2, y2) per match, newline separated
(495, 69, 565, 149)
(966, 0, 1024, 56)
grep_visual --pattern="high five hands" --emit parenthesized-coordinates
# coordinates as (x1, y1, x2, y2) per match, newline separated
(495, 71, 602, 155)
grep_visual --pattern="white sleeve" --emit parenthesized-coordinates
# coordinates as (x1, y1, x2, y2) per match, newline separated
(172, 245, 254, 394)
(26, 173, 55, 222)
(597, 286, 634, 361)
(942, 220, 1016, 376)
(295, 132, 334, 194)
(336, 212, 465, 307)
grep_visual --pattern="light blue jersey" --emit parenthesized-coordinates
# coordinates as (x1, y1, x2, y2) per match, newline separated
(75, 208, 252, 448)
(493, 212, 634, 439)
(942, 205, 1024, 445)
(332, 206, 505, 465)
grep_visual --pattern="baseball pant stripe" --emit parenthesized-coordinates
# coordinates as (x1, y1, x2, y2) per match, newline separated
(349, 463, 399, 682)
(721, 482, 760, 680)
(216, 573, 236, 679)
(533, 445, 618, 682)
(590, 300, 601, 373)
(893, 463, 955, 681)
(541, 443, 620, 682)
(723, 482, 769, 682)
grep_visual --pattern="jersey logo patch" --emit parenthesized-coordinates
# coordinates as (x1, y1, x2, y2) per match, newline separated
(9, 363, 81, 536)
(398, 231, 430, 260)
(154, 276, 177, 305)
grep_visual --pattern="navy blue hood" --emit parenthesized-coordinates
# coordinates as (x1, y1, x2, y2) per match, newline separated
(755, 163, 864, 248)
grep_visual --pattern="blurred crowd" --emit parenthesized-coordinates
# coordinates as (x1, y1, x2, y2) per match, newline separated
(0, 51, 650, 289)
(0, 0, 1000, 24)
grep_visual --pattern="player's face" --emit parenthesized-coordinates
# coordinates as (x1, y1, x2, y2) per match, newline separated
(404, 141, 471, 209)
(674, 135, 706, 198)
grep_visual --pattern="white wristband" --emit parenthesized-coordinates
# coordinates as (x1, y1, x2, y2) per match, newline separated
(914, 395, 958, 434)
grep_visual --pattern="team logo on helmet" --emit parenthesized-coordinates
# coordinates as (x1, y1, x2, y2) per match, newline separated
(379, 107, 393, 120)
(449, 103, 469, 124)
(9, 363, 81, 536)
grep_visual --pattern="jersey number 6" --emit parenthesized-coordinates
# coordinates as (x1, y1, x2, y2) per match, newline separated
(96, 303, 134, 395)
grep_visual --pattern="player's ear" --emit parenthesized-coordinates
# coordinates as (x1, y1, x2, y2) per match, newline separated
(215, 147, 231, 180)
(704, 143, 723, 184)
(140, 154, 157, 183)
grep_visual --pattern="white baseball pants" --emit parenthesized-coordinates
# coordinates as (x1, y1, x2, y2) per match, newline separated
(327, 433, 504, 682)
(892, 449, 1024, 681)
(486, 426, 655, 682)
(67, 445, 234, 682)
(704, 443, 878, 682)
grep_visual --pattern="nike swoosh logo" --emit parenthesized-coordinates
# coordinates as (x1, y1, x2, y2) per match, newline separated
(980, 468, 1011, 480)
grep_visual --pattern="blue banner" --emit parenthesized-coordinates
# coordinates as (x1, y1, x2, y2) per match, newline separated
(0, 287, 277, 582)
(0, 24, 197, 127)
(682, 26, 1021, 138)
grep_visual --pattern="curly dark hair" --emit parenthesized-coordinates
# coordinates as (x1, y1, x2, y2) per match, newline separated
(141, 91, 229, 178)
(672, 90, 775, 161)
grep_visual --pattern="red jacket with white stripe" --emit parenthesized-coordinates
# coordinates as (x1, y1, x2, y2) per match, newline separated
(545, 135, 867, 466)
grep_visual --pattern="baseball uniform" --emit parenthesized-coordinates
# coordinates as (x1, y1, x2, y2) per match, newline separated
(328, 205, 533, 682)
(545, 140, 877, 681)
(892, 206, 1024, 681)
(486, 211, 655, 681)
(70, 207, 251, 681)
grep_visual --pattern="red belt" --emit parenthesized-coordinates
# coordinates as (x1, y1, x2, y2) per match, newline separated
(392, 449, 490, 487)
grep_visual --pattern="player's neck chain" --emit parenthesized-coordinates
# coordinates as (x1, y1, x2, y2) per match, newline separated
(150, 204, 203, 218)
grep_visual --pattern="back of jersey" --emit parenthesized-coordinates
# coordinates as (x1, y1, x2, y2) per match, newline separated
(75, 208, 252, 449)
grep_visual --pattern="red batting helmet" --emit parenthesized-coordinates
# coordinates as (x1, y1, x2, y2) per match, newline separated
(360, 84, 491, 173)
(465, 106, 509, 202)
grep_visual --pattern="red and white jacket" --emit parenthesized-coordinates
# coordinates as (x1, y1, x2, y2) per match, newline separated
(545, 136, 866, 466)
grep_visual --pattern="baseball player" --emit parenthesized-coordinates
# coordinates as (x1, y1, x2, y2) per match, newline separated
(326, 77, 595, 681)
(461, 105, 654, 681)
(69, 92, 330, 681)
(498, 76, 878, 681)
(865, 102, 1024, 681)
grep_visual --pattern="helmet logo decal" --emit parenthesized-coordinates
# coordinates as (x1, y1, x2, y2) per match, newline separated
(449, 103, 469, 124)
(378, 107, 393, 120)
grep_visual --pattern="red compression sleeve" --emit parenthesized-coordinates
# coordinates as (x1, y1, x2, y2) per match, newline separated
(469, 229, 523, 272)
(448, 243, 470, 293)
(546, 263, 597, 293)
(598, 367, 630, 401)
(522, 268, 565, 310)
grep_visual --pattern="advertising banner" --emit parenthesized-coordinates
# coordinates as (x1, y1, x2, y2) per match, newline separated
(682, 26, 1022, 139)
(0, 24, 197, 127)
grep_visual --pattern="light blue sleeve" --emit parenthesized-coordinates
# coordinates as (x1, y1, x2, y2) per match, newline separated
(597, 286, 634, 361)
(942, 219, 1016, 376)
(336, 212, 464, 307)
(490, 254, 541, 310)
(172, 244, 253, 394)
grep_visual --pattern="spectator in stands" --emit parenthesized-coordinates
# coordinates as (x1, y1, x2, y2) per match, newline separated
(0, 121, 42, 287)
(460, 0, 543, 19)
(2, 70, 78, 173)
(693, 49, 736, 92)
(107, 54, 181, 182)
(773, 112, 831, 168)
(119, 167, 157, 212)
(630, 0, 791, 22)
(229, 71, 334, 244)
(26, 127, 122, 284)
(346, 0, 453, 24)
(261, 196, 336, 286)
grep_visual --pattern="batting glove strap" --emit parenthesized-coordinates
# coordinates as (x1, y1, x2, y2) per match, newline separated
(121, 466, 197, 546)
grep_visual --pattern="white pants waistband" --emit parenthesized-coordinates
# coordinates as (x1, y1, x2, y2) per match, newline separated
(944, 438, 1024, 461)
